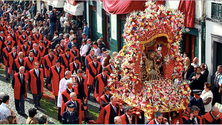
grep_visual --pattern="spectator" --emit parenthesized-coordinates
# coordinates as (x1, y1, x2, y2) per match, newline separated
(26, 108, 38, 124)
(6, 115, 17, 124)
(69, 30, 74, 41)
(183, 57, 194, 80)
(0, 94, 11, 120)
(200, 63, 209, 83)
(93, 42, 100, 56)
(212, 65, 222, 105)
(191, 57, 199, 67)
(0, 92, 5, 105)
(200, 82, 213, 113)
(112, 51, 118, 59)
(0, 119, 9, 124)
(71, 23, 78, 34)
(97, 39, 106, 52)
(189, 66, 205, 91)
(38, 114, 48, 124)
(83, 22, 89, 38)
(60, 13, 65, 33)
(50, 9, 57, 36)
(77, 18, 82, 28)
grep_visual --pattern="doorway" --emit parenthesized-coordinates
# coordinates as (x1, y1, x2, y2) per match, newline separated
(103, 10, 111, 49)
(180, 34, 196, 60)
(90, 5, 97, 41)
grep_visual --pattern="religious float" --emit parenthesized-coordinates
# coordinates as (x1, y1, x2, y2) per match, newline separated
(108, 2, 191, 120)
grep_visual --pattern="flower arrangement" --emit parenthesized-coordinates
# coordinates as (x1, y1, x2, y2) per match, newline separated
(109, 2, 189, 119)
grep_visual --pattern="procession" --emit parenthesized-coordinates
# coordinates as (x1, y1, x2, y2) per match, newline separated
(0, 0, 222, 124)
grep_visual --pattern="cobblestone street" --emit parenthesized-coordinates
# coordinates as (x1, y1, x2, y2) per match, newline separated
(0, 68, 59, 124)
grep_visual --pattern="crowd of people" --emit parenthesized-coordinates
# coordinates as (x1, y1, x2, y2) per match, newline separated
(0, 0, 222, 124)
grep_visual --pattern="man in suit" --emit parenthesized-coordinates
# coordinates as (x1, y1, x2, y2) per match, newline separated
(68, 57, 81, 75)
(87, 55, 102, 99)
(94, 67, 109, 100)
(12, 66, 27, 117)
(148, 111, 168, 124)
(29, 61, 44, 108)
(49, 59, 65, 105)
(183, 57, 194, 80)
(182, 106, 203, 124)
(120, 106, 144, 124)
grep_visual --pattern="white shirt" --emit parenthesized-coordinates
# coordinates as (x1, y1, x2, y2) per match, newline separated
(191, 63, 198, 68)
(110, 103, 117, 113)
(200, 90, 213, 112)
(57, 77, 72, 107)
(56, 66, 60, 72)
(60, 16, 65, 27)
(0, 103, 11, 120)
(34, 69, 39, 77)
(93, 47, 101, 56)
(80, 44, 88, 57)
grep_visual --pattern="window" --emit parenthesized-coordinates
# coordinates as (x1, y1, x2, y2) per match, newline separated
(211, 2, 222, 20)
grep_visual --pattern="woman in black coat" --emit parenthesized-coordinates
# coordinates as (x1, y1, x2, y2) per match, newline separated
(189, 66, 206, 91)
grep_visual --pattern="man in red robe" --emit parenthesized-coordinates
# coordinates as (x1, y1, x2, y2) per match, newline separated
(29, 61, 44, 108)
(60, 48, 74, 69)
(106, 59, 114, 75)
(33, 30, 42, 44)
(8, 29, 18, 45)
(68, 57, 81, 74)
(120, 106, 144, 124)
(94, 67, 109, 100)
(75, 69, 88, 101)
(14, 52, 26, 73)
(87, 55, 102, 99)
(203, 106, 222, 124)
(148, 111, 168, 124)
(16, 26, 22, 37)
(12, 66, 27, 117)
(18, 30, 28, 50)
(44, 49, 57, 88)
(70, 45, 79, 58)
(8, 46, 18, 83)
(99, 87, 111, 109)
(61, 80, 77, 116)
(54, 44, 64, 57)
(4, 36, 15, 48)
(85, 49, 94, 75)
(38, 41, 46, 66)
(182, 106, 203, 124)
(24, 50, 37, 75)
(27, 36, 34, 49)
(97, 96, 123, 124)
(2, 42, 12, 80)
(49, 59, 65, 105)
(43, 36, 51, 55)
(25, 27, 33, 37)
(32, 43, 40, 62)
(20, 40, 31, 57)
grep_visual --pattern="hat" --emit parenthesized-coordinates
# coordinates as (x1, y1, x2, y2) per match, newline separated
(101, 48, 106, 52)
(67, 102, 75, 108)
(59, 33, 63, 36)
(193, 90, 202, 95)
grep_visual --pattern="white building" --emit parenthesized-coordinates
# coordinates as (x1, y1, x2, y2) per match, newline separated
(205, 0, 222, 81)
